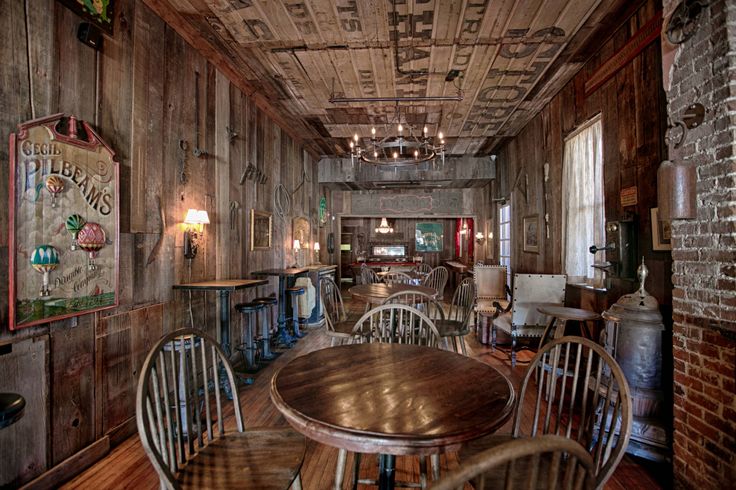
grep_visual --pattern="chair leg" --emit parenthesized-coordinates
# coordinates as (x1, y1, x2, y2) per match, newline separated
(291, 474, 303, 490)
(511, 337, 517, 367)
(491, 321, 497, 350)
(335, 448, 348, 490)
(459, 335, 468, 356)
(419, 456, 428, 489)
(351, 453, 362, 490)
(431, 454, 441, 480)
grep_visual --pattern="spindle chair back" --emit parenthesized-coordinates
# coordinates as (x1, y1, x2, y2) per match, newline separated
(351, 304, 442, 348)
(382, 290, 445, 323)
(414, 262, 433, 274)
(436, 277, 476, 355)
(422, 266, 449, 300)
(360, 265, 380, 285)
(429, 434, 596, 490)
(136, 329, 305, 489)
(382, 271, 413, 285)
(513, 336, 632, 489)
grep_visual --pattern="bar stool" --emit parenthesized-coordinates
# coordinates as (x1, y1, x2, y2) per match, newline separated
(286, 286, 305, 338)
(252, 296, 278, 360)
(235, 301, 265, 372)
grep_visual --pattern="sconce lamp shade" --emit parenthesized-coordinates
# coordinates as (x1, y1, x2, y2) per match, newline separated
(475, 232, 484, 240)
(293, 239, 301, 250)
(314, 242, 321, 251)
(184, 209, 210, 224)
(657, 160, 696, 219)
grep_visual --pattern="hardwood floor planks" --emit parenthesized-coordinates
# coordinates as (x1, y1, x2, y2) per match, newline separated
(62, 289, 666, 489)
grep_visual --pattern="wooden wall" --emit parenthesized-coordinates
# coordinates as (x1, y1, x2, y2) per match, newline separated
(0, 0, 319, 486)
(494, 0, 672, 308)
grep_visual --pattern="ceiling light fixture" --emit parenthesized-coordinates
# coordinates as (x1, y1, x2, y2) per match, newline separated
(348, 104, 446, 167)
(375, 217, 394, 234)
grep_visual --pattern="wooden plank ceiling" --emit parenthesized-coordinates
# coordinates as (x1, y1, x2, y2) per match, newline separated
(145, 0, 629, 157)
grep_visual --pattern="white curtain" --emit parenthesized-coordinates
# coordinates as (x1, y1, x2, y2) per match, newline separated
(561, 117, 604, 284)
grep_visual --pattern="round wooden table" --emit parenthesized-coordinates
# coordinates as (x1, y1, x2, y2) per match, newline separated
(349, 283, 437, 306)
(537, 305, 602, 343)
(270, 343, 514, 490)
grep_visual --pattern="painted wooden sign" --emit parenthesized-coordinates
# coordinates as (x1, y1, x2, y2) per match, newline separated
(8, 114, 119, 330)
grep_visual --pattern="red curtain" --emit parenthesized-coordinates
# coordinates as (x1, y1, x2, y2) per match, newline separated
(454, 218, 474, 259)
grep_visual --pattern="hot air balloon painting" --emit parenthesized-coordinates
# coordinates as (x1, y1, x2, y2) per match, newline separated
(65, 214, 86, 250)
(77, 222, 106, 270)
(45, 175, 65, 208)
(30, 245, 60, 296)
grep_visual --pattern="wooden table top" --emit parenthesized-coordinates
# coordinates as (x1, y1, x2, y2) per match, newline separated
(537, 305, 601, 322)
(252, 268, 308, 277)
(348, 283, 436, 304)
(172, 279, 268, 291)
(270, 343, 514, 456)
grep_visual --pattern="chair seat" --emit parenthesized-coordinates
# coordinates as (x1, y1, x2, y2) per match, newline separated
(435, 319, 468, 337)
(475, 298, 509, 313)
(177, 428, 306, 490)
(492, 313, 545, 337)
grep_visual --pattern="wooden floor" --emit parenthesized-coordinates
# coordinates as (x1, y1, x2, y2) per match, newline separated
(62, 290, 669, 490)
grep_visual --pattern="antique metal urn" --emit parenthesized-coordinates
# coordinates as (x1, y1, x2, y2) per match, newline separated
(602, 259, 670, 461)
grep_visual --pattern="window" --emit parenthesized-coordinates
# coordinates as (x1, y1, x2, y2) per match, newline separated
(498, 204, 512, 288)
(562, 116, 604, 284)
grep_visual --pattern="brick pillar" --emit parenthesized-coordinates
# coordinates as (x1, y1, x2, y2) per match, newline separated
(662, 0, 736, 488)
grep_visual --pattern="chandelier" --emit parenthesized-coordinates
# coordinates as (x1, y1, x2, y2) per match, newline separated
(375, 217, 394, 234)
(349, 105, 445, 167)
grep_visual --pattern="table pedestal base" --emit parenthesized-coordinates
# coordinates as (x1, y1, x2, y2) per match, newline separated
(378, 454, 396, 490)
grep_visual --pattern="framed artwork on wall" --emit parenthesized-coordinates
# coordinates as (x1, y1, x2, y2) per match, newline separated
(415, 222, 443, 252)
(8, 114, 119, 330)
(523, 215, 540, 253)
(251, 210, 272, 250)
(650, 207, 672, 251)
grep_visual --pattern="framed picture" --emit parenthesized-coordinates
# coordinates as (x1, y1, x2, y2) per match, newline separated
(250, 210, 272, 250)
(651, 207, 672, 251)
(8, 114, 119, 330)
(292, 216, 310, 246)
(523, 215, 539, 253)
(415, 222, 443, 252)
(58, 0, 115, 34)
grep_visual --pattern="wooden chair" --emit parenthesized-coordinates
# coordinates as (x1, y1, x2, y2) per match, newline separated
(431, 434, 596, 490)
(382, 290, 445, 324)
(492, 273, 567, 366)
(460, 336, 632, 490)
(414, 262, 433, 274)
(136, 329, 306, 490)
(360, 264, 379, 284)
(422, 266, 449, 300)
(435, 277, 475, 355)
(351, 304, 442, 347)
(320, 275, 362, 347)
(382, 271, 413, 285)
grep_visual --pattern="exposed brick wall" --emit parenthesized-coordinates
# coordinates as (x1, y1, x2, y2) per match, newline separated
(663, 0, 736, 488)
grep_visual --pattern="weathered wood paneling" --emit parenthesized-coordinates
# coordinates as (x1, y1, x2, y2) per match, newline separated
(0, 0, 320, 486)
(495, 0, 671, 308)
(0, 336, 48, 487)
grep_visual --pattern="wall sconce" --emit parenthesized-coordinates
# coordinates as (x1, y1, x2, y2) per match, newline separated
(488, 232, 494, 240)
(293, 239, 301, 266)
(475, 232, 485, 244)
(183, 209, 210, 259)
(313, 242, 321, 264)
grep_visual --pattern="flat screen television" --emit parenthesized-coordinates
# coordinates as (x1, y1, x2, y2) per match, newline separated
(371, 245, 406, 257)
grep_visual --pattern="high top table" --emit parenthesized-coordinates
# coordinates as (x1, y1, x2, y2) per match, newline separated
(252, 268, 308, 346)
(271, 343, 514, 490)
(173, 279, 267, 396)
